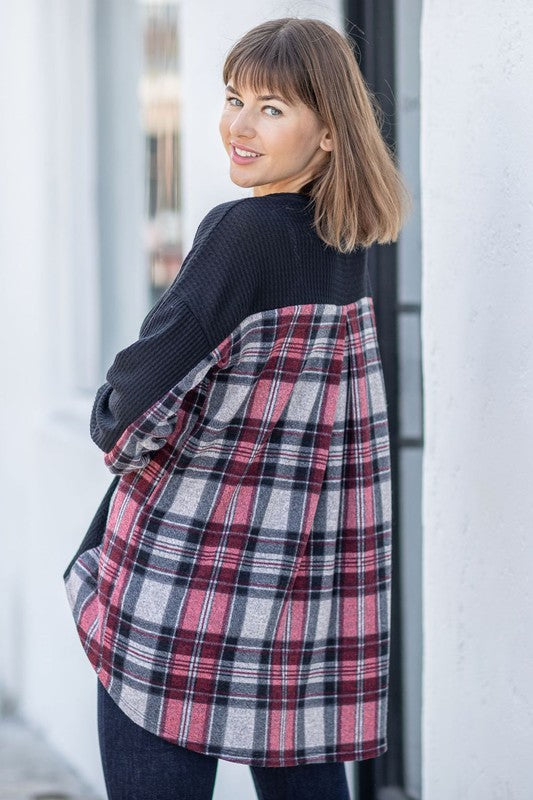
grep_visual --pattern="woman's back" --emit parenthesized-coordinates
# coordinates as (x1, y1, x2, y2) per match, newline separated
(63, 192, 392, 768)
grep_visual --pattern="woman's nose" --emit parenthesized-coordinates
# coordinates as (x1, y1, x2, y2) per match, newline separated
(229, 110, 256, 137)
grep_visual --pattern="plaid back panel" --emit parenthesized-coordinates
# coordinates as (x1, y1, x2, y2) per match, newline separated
(64, 296, 392, 767)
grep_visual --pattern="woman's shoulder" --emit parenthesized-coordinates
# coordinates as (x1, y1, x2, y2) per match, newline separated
(191, 198, 262, 253)
(190, 194, 311, 269)
(197, 194, 310, 238)
(197, 195, 280, 233)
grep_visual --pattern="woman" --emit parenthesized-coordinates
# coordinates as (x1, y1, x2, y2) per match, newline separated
(63, 16, 411, 800)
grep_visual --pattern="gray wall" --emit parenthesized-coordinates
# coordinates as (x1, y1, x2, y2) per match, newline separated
(421, 2, 533, 798)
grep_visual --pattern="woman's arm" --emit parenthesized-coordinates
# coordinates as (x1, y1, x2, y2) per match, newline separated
(90, 296, 214, 474)
(89, 198, 263, 475)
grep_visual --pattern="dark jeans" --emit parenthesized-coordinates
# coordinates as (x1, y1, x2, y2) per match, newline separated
(97, 679, 352, 800)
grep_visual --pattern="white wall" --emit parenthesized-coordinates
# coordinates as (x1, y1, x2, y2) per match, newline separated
(0, 0, 112, 793)
(0, 0, 50, 716)
(421, 2, 533, 798)
(0, 2, 352, 799)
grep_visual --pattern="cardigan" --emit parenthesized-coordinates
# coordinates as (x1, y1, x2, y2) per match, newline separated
(63, 191, 392, 768)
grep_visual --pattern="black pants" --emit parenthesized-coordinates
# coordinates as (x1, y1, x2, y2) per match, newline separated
(97, 679, 352, 800)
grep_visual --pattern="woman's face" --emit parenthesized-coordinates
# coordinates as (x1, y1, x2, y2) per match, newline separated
(219, 77, 332, 196)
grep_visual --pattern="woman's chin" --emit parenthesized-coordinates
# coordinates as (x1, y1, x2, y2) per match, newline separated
(228, 173, 256, 189)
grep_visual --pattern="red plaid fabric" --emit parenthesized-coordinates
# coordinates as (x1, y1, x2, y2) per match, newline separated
(64, 195, 392, 767)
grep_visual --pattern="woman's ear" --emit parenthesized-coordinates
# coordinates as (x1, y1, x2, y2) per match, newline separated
(319, 128, 333, 152)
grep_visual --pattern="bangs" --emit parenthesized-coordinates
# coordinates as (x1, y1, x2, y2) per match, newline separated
(223, 39, 317, 110)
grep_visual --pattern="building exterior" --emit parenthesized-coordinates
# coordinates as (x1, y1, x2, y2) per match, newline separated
(0, 1, 531, 799)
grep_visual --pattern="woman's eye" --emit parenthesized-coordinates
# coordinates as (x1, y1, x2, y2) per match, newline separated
(225, 96, 282, 117)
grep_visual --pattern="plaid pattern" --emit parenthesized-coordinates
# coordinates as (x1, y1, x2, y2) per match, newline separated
(64, 296, 392, 767)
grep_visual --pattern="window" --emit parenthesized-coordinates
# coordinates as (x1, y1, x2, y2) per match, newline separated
(139, 1, 183, 306)
(93, 1, 183, 380)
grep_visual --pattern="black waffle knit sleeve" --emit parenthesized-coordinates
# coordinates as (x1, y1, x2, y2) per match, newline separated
(90, 198, 265, 474)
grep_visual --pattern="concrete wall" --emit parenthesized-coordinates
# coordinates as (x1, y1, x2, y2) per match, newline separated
(420, 2, 533, 798)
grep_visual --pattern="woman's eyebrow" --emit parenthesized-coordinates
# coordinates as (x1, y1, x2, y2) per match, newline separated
(225, 84, 290, 105)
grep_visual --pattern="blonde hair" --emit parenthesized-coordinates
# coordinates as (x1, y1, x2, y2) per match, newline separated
(223, 17, 412, 253)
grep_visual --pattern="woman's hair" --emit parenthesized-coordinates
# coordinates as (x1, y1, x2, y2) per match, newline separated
(222, 17, 412, 253)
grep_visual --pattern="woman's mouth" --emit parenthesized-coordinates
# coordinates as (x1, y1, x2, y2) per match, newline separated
(231, 144, 263, 165)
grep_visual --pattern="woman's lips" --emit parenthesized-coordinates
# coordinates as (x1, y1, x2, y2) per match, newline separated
(231, 144, 263, 165)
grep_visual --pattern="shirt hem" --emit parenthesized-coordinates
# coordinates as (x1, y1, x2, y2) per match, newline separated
(97, 672, 388, 768)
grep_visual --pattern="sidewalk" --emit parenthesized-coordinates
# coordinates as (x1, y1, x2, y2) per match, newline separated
(0, 714, 102, 800)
